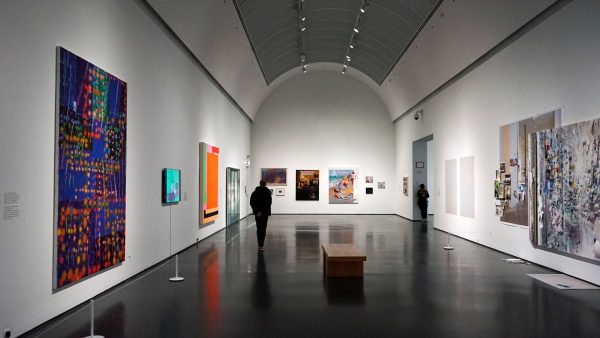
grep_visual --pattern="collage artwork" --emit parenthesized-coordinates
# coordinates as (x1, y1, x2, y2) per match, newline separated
(54, 48, 127, 289)
(531, 118, 600, 262)
(328, 169, 358, 204)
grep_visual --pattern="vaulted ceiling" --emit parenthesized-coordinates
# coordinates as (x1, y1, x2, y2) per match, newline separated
(147, 0, 558, 120)
(233, 0, 441, 84)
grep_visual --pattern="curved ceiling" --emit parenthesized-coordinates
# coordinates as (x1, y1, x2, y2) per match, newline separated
(233, 0, 441, 85)
(147, 0, 558, 120)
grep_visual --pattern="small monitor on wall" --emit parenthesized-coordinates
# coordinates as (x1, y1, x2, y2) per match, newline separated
(162, 168, 181, 204)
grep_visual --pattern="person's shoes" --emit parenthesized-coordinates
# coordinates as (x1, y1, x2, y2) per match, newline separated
(258, 246, 265, 251)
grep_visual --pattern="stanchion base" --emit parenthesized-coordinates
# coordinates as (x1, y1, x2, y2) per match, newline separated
(169, 276, 185, 282)
(443, 246, 454, 250)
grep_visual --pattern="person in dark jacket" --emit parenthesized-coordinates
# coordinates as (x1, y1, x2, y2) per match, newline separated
(416, 184, 430, 221)
(250, 180, 272, 250)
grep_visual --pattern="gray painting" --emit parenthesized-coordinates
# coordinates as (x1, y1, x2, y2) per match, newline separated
(533, 118, 600, 262)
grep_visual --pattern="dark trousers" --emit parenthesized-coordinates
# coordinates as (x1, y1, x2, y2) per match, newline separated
(255, 215, 268, 247)
(418, 201, 428, 220)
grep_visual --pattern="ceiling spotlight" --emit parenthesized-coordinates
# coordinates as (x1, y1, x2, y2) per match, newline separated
(302, 64, 307, 73)
(300, 53, 306, 63)
(360, 1, 368, 13)
(301, 25, 306, 32)
(346, 55, 351, 61)
(353, 27, 359, 33)
(350, 44, 354, 49)
(301, 16, 306, 22)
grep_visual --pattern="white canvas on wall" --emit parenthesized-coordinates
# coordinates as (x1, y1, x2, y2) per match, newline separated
(445, 159, 457, 215)
(460, 156, 475, 218)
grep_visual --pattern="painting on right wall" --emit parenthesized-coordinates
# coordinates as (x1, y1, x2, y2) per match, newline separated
(531, 117, 600, 263)
(496, 109, 560, 226)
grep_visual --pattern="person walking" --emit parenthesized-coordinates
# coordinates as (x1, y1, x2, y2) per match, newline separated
(250, 179, 272, 250)
(416, 184, 430, 221)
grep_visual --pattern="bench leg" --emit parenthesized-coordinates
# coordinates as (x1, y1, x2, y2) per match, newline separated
(325, 261, 363, 277)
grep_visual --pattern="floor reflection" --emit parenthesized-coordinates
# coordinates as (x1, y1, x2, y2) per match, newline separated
(324, 278, 365, 306)
(295, 224, 320, 262)
(251, 252, 272, 311)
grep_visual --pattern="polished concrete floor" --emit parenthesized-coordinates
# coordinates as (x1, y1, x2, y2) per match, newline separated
(26, 215, 600, 338)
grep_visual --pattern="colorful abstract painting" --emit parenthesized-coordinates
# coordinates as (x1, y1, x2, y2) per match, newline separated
(328, 168, 358, 204)
(54, 48, 127, 289)
(532, 117, 600, 263)
(261, 168, 287, 185)
(296, 170, 319, 201)
(162, 168, 181, 204)
(497, 110, 560, 226)
(200, 142, 219, 224)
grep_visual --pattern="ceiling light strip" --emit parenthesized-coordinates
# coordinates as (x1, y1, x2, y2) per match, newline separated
(298, 0, 307, 74)
(343, 0, 368, 74)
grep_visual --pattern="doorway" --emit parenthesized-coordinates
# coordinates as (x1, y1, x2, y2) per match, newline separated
(226, 167, 241, 226)
(412, 135, 434, 220)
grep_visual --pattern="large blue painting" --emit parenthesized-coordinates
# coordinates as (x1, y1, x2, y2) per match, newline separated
(54, 48, 127, 289)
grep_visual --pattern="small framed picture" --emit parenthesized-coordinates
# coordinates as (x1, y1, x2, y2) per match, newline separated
(377, 182, 386, 189)
(366, 187, 374, 194)
(275, 188, 285, 196)
(415, 161, 425, 168)
(365, 176, 373, 183)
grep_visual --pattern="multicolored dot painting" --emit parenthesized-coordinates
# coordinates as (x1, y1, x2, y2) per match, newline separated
(54, 48, 127, 289)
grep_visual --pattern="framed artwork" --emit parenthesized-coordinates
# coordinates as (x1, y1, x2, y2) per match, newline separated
(296, 170, 319, 200)
(329, 168, 358, 204)
(416, 161, 425, 168)
(365, 176, 373, 184)
(54, 48, 127, 289)
(531, 117, 600, 263)
(403, 177, 408, 196)
(200, 142, 219, 224)
(261, 168, 287, 185)
(275, 188, 285, 196)
(498, 109, 560, 226)
(162, 168, 181, 204)
(378, 182, 386, 189)
(366, 187, 373, 195)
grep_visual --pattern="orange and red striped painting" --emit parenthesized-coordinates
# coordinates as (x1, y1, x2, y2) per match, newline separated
(200, 142, 219, 224)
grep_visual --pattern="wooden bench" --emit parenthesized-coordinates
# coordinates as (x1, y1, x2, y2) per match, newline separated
(322, 243, 367, 277)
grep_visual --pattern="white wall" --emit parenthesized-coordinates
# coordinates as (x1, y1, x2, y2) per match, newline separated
(251, 72, 395, 214)
(0, 1, 251, 336)
(395, 0, 600, 285)
(427, 140, 435, 214)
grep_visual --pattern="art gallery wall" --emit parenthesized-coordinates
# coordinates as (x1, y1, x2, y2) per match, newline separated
(251, 71, 396, 214)
(0, 1, 250, 335)
(426, 140, 435, 214)
(394, 0, 600, 285)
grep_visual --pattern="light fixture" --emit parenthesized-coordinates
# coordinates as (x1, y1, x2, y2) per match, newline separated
(300, 25, 306, 32)
(346, 55, 351, 61)
(349, 43, 354, 49)
(360, 1, 368, 13)
(302, 64, 307, 74)
(353, 27, 359, 33)
(342, 65, 347, 74)
(301, 16, 306, 22)
(300, 53, 306, 63)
